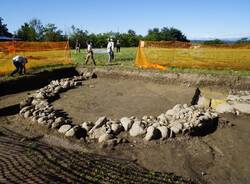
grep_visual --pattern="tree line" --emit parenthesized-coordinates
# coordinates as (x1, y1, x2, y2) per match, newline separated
(0, 17, 190, 48)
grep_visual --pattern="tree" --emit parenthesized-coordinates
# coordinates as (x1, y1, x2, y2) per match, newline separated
(145, 28, 161, 41)
(16, 22, 37, 41)
(203, 39, 225, 45)
(236, 37, 250, 44)
(29, 18, 44, 40)
(43, 24, 65, 41)
(0, 17, 12, 37)
(145, 27, 188, 42)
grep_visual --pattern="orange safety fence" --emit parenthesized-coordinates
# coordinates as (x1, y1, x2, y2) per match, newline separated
(0, 41, 71, 75)
(135, 41, 250, 71)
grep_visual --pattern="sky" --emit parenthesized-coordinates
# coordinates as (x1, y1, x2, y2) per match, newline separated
(1, 0, 250, 39)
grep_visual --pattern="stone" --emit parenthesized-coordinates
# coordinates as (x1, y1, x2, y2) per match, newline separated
(20, 97, 33, 108)
(158, 113, 167, 122)
(23, 111, 32, 118)
(58, 124, 72, 134)
(65, 126, 87, 138)
(62, 81, 70, 89)
(197, 96, 211, 108)
(166, 109, 175, 116)
(170, 122, 183, 134)
(157, 126, 170, 139)
(81, 122, 94, 131)
(120, 117, 133, 131)
(35, 92, 45, 99)
(54, 86, 63, 93)
(144, 126, 161, 141)
(89, 116, 108, 133)
(98, 133, 113, 143)
(37, 117, 47, 124)
(111, 123, 123, 134)
(31, 116, 38, 122)
(215, 103, 235, 114)
(55, 117, 65, 124)
(20, 105, 34, 114)
(129, 120, 146, 137)
(232, 103, 250, 114)
(89, 126, 107, 139)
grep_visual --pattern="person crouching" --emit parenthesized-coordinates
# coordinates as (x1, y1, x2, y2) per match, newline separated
(10, 56, 28, 76)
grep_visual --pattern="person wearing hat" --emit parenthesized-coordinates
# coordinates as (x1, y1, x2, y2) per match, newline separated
(10, 55, 28, 76)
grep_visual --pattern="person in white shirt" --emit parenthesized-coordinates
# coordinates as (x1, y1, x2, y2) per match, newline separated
(107, 38, 114, 62)
(85, 41, 96, 65)
(10, 55, 28, 76)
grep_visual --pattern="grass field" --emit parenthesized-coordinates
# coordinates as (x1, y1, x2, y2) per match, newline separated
(1, 46, 250, 77)
(143, 47, 250, 70)
(72, 47, 136, 67)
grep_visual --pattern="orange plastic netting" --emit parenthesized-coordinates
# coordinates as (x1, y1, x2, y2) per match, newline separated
(135, 41, 250, 71)
(0, 41, 71, 75)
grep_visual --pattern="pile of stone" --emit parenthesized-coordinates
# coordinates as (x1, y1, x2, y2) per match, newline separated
(85, 104, 218, 145)
(19, 72, 95, 138)
(19, 72, 218, 145)
(214, 91, 250, 114)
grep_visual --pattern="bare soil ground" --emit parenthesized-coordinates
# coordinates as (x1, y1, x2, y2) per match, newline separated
(0, 77, 250, 184)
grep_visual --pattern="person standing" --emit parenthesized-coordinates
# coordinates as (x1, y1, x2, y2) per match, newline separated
(85, 41, 96, 65)
(75, 40, 80, 53)
(116, 39, 121, 52)
(107, 38, 114, 62)
(10, 56, 28, 76)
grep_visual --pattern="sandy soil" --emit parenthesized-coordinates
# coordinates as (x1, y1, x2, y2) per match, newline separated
(53, 78, 197, 123)
(0, 77, 250, 184)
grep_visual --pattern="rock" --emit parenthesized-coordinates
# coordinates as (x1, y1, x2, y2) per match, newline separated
(58, 124, 72, 134)
(144, 126, 161, 141)
(166, 109, 175, 116)
(197, 96, 211, 108)
(98, 133, 113, 143)
(89, 116, 108, 133)
(158, 113, 167, 122)
(37, 117, 47, 124)
(62, 81, 70, 89)
(65, 126, 87, 138)
(20, 97, 33, 108)
(169, 122, 183, 134)
(157, 126, 170, 139)
(89, 126, 107, 139)
(51, 117, 65, 129)
(81, 122, 94, 131)
(35, 92, 45, 99)
(111, 123, 123, 134)
(215, 103, 235, 113)
(20, 105, 34, 114)
(74, 81, 82, 86)
(232, 103, 250, 114)
(120, 117, 133, 131)
(23, 111, 32, 118)
(129, 120, 146, 137)
(55, 117, 65, 124)
(31, 116, 38, 122)
(54, 86, 63, 93)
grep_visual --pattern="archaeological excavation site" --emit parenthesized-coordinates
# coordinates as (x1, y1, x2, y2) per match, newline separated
(1, 67, 250, 184)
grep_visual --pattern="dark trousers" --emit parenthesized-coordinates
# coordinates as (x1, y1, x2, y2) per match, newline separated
(11, 61, 23, 76)
(116, 46, 120, 52)
(85, 51, 96, 65)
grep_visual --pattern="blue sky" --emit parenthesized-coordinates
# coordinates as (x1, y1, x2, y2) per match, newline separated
(1, 0, 250, 39)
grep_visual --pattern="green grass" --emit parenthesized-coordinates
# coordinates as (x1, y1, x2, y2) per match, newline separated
(1, 46, 250, 82)
(71, 47, 136, 68)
